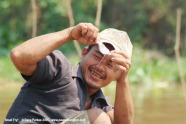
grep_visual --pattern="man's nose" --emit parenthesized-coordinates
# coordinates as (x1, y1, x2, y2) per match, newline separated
(96, 55, 109, 71)
(96, 60, 104, 71)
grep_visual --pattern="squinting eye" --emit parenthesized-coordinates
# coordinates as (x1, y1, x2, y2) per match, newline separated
(94, 55, 101, 60)
(107, 64, 113, 68)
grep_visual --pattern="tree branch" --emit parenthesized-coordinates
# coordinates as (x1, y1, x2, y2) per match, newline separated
(31, 0, 37, 37)
(95, 0, 102, 28)
(66, 0, 81, 57)
(174, 8, 186, 102)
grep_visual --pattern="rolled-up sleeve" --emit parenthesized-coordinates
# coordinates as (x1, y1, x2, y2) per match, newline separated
(22, 50, 70, 84)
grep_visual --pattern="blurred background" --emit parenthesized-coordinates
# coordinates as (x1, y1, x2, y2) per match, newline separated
(0, 0, 186, 123)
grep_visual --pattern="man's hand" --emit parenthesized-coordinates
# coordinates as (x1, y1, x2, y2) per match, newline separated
(70, 23, 99, 45)
(109, 51, 134, 124)
(10, 22, 99, 76)
(109, 50, 131, 83)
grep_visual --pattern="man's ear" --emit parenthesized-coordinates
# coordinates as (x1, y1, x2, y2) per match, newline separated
(81, 47, 88, 59)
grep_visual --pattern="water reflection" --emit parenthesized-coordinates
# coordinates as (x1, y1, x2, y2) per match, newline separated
(103, 83, 186, 124)
(1, 82, 186, 124)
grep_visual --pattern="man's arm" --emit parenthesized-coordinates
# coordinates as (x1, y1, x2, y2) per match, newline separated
(10, 23, 98, 76)
(107, 51, 134, 124)
(114, 77, 134, 124)
(107, 78, 134, 124)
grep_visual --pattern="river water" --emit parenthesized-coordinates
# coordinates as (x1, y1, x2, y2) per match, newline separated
(1, 82, 186, 124)
(103, 83, 186, 124)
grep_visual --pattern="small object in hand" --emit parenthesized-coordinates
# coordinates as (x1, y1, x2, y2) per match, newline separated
(98, 42, 110, 55)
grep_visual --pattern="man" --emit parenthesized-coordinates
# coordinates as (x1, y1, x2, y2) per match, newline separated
(5, 23, 134, 124)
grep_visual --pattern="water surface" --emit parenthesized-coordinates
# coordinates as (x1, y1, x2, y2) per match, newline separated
(1, 82, 186, 124)
(103, 83, 186, 124)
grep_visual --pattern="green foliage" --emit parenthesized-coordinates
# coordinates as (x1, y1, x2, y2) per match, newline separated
(0, 0, 186, 83)
(129, 43, 186, 85)
(1, 45, 185, 85)
(0, 0, 186, 56)
(102, 0, 186, 56)
(0, 0, 30, 56)
(73, 0, 97, 24)
(0, 56, 23, 82)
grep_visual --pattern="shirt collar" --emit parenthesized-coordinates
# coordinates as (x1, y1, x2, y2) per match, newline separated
(93, 89, 111, 106)
(93, 89, 105, 99)
(71, 65, 83, 79)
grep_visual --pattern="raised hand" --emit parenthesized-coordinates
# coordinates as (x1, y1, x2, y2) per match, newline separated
(109, 50, 131, 83)
(70, 23, 99, 45)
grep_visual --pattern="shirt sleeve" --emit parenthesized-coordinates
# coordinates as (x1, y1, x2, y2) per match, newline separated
(22, 50, 70, 85)
(102, 97, 114, 112)
(103, 106, 114, 113)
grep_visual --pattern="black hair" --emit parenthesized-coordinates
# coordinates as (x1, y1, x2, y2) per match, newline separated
(86, 45, 96, 53)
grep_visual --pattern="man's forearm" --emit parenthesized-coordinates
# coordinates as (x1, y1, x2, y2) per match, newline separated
(10, 23, 99, 76)
(11, 27, 73, 65)
(114, 78, 134, 124)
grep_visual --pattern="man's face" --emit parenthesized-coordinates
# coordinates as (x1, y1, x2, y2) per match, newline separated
(80, 45, 115, 90)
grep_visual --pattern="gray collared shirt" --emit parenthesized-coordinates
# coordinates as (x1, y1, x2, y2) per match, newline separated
(5, 50, 113, 124)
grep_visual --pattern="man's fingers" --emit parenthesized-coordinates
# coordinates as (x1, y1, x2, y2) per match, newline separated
(114, 64, 128, 73)
(80, 24, 88, 36)
(84, 23, 99, 42)
(81, 23, 99, 43)
(88, 28, 99, 43)
(112, 57, 131, 70)
(72, 23, 99, 45)
(111, 50, 131, 60)
(108, 51, 131, 72)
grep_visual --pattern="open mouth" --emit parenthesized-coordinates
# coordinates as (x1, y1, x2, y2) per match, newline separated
(89, 66, 106, 80)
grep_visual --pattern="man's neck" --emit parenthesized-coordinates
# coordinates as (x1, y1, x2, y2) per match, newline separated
(87, 87, 99, 97)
